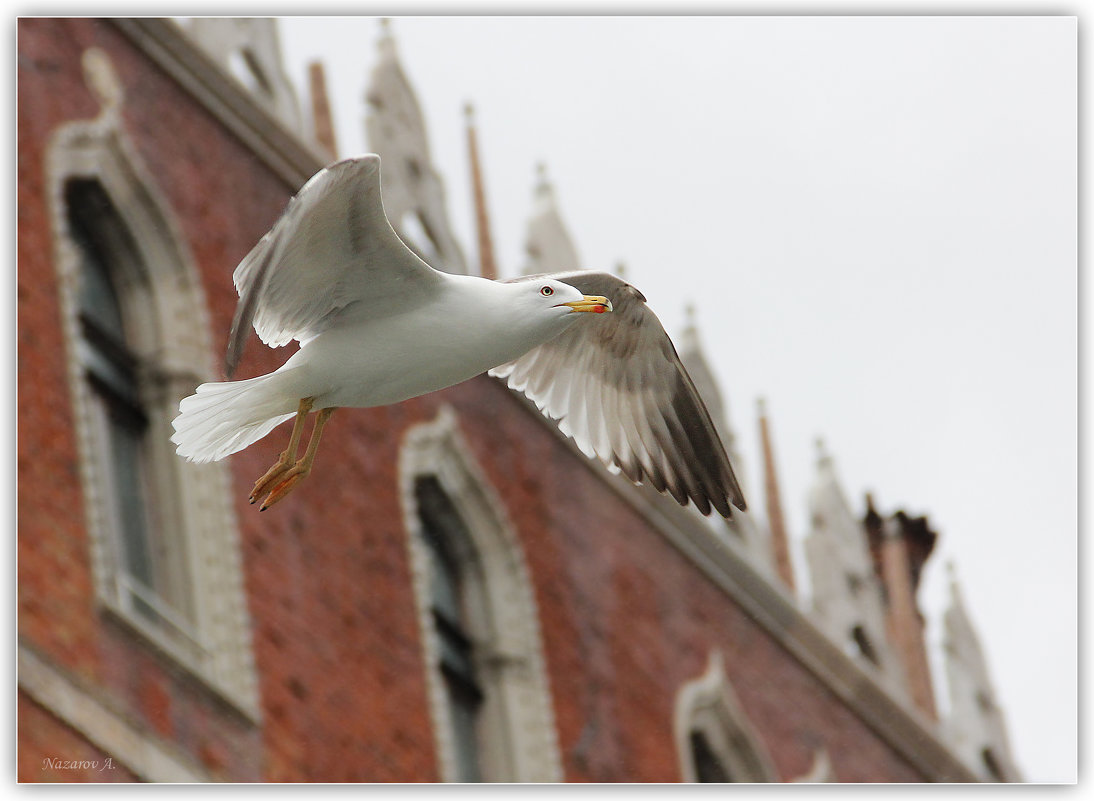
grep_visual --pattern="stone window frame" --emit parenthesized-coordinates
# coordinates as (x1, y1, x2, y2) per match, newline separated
(44, 48, 259, 718)
(398, 406, 562, 782)
(674, 650, 777, 782)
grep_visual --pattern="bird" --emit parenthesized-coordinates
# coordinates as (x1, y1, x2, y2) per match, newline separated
(171, 154, 747, 517)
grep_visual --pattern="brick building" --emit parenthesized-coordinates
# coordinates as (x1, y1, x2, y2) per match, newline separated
(17, 18, 1018, 782)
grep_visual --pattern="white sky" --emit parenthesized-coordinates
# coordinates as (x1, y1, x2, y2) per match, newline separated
(273, 13, 1076, 783)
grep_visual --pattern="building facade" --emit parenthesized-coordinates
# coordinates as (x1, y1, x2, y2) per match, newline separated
(17, 18, 1018, 783)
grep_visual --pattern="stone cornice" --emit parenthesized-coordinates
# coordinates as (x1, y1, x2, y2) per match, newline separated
(110, 18, 327, 189)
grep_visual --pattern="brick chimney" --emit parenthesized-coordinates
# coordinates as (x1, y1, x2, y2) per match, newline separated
(308, 60, 337, 160)
(865, 496, 938, 720)
(465, 102, 497, 279)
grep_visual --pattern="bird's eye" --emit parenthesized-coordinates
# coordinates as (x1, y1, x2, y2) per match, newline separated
(540, 286, 554, 297)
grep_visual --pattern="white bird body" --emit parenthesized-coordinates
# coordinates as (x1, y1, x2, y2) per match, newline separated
(172, 154, 746, 517)
(279, 274, 586, 410)
(173, 272, 590, 463)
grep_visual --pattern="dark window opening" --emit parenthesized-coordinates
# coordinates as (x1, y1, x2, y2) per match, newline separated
(241, 48, 272, 95)
(851, 625, 879, 665)
(227, 47, 273, 98)
(66, 179, 171, 627)
(690, 730, 731, 783)
(981, 747, 1006, 782)
(416, 476, 483, 782)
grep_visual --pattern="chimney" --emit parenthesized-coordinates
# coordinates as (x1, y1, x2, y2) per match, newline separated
(866, 497, 939, 720)
(465, 102, 497, 279)
(308, 61, 338, 160)
(757, 398, 795, 593)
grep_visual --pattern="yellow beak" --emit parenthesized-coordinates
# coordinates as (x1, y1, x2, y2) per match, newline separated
(561, 295, 613, 314)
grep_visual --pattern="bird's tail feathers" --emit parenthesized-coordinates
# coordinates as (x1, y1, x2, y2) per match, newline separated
(171, 372, 299, 463)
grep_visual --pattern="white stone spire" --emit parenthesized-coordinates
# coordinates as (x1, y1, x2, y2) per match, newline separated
(803, 441, 904, 689)
(942, 564, 1022, 781)
(185, 18, 303, 136)
(363, 19, 467, 274)
(522, 163, 580, 275)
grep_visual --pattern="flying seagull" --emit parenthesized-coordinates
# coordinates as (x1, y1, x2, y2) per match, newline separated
(171, 155, 747, 517)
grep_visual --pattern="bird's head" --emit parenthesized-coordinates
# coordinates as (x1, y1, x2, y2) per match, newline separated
(487, 276, 613, 351)
(523, 278, 613, 319)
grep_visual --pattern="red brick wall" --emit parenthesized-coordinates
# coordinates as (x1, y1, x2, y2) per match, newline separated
(19, 693, 139, 783)
(19, 18, 933, 784)
(18, 17, 292, 782)
(422, 378, 926, 782)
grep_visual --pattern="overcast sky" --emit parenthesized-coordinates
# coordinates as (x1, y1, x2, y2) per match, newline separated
(275, 14, 1076, 782)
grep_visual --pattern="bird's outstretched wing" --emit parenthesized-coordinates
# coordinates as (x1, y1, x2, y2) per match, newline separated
(226, 155, 442, 377)
(490, 271, 747, 518)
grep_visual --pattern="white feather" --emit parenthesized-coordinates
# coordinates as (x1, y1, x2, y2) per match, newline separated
(171, 371, 301, 463)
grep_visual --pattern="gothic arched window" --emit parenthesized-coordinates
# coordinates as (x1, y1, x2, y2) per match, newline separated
(674, 651, 777, 783)
(400, 407, 562, 782)
(46, 47, 258, 716)
(66, 178, 197, 637)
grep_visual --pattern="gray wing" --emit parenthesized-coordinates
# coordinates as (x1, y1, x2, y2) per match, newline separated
(226, 154, 442, 377)
(489, 271, 747, 518)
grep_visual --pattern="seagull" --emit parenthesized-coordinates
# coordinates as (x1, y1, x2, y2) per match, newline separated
(171, 155, 747, 517)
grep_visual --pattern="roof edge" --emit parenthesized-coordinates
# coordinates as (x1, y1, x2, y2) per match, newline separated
(111, 18, 328, 190)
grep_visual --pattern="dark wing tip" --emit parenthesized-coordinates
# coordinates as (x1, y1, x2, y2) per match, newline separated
(666, 367, 748, 520)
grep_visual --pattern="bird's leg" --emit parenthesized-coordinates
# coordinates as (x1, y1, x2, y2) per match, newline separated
(258, 406, 335, 511)
(249, 397, 314, 505)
